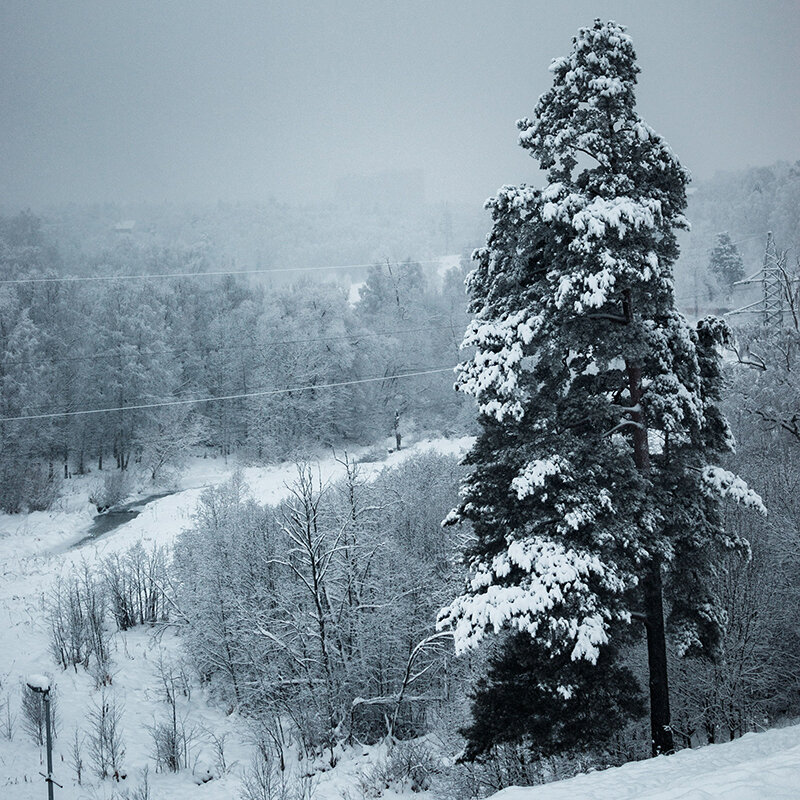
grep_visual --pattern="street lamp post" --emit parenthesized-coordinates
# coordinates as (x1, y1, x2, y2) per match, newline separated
(26, 675, 61, 800)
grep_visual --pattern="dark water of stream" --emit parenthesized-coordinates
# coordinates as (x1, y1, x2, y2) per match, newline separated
(71, 492, 173, 548)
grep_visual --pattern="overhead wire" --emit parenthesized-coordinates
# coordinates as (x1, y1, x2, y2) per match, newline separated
(6, 320, 466, 369)
(0, 257, 458, 286)
(0, 366, 458, 424)
(0, 258, 468, 434)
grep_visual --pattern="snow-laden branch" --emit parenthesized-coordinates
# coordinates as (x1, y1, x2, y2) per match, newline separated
(455, 309, 543, 422)
(438, 535, 631, 663)
(511, 456, 570, 499)
(701, 466, 767, 515)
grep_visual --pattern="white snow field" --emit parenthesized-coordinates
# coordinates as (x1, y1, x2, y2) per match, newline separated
(0, 438, 470, 800)
(1, 435, 799, 799)
(491, 723, 800, 800)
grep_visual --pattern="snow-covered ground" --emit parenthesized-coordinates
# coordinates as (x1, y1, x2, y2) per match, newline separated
(491, 723, 800, 800)
(0, 437, 471, 800)
(2, 434, 799, 799)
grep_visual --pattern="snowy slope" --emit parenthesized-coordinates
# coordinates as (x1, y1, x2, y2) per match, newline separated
(0, 437, 471, 799)
(491, 725, 800, 800)
(3, 435, 799, 800)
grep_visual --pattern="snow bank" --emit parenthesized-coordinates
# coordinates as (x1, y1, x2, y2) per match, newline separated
(490, 723, 800, 800)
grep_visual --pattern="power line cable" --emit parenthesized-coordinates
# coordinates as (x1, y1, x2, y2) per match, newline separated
(0, 366, 456, 423)
(702, 233, 764, 252)
(9, 321, 465, 368)
(0, 257, 458, 286)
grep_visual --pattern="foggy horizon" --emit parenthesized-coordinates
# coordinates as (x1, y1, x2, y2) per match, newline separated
(2, 1, 799, 210)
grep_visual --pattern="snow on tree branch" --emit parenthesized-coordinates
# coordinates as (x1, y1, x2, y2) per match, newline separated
(455, 309, 543, 421)
(512, 456, 570, 499)
(701, 467, 767, 515)
(438, 535, 631, 663)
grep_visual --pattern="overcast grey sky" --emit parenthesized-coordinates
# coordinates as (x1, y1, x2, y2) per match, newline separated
(1, 1, 799, 208)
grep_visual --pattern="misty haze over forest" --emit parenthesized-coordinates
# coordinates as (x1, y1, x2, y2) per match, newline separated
(2, 1, 800, 207)
(2, 4, 800, 800)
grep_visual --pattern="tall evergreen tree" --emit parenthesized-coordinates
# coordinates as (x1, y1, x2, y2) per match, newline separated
(708, 232, 745, 293)
(461, 633, 644, 761)
(438, 20, 765, 756)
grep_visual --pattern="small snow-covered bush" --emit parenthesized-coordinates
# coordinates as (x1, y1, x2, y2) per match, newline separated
(385, 740, 439, 792)
(353, 741, 440, 798)
(430, 743, 548, 800)
(125, 766, 152, 800)
(206, 728, 236, 776)
(148, 653, 197, 773)
(47, 565, 111, 681)
(89, 470, 133, 512)
(240, 751, 316, 800)
(69, 727, 86, 785)
(148, 716, 195, 773)
(48, 579, 89, 671)
(26, 466, 62, 512)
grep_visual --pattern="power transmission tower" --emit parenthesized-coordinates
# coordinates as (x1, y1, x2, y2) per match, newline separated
(761, 232, 784, 327)
(727, 232, 788, 330)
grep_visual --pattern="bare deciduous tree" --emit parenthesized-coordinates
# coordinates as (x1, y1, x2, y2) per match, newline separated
(87, 689, 125, 779)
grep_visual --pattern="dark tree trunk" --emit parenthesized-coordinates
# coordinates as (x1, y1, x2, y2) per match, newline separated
(627, 355, 675, 757)
(643, 562, 674, 756)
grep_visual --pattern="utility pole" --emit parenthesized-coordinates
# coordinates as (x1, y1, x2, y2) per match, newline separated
(761, 232, 784, 328)
(26, 676, 61, 799)
(394, 409, 402, 451)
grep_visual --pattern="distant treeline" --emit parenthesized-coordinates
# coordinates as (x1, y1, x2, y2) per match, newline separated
(3, 197, 487, 278)
(0, 211, 474, 512)
(676, 160, 800, 312)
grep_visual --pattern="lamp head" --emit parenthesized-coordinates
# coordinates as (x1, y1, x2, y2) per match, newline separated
(26, 674, 51, 694)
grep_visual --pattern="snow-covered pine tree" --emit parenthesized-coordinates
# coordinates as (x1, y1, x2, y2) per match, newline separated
(461, 633, 644, 761)
(709, 232, 745, 293)
(438, 19, 765, 757)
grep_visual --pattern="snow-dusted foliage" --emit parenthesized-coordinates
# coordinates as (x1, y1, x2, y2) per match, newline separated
(511, 456, 568, 499)
(173, 452, 466, 752)
(441, 20, 760, 729)
(701, 466, 766, 514)
(439, 534, 631, 662)
(457, 308, 542, 422)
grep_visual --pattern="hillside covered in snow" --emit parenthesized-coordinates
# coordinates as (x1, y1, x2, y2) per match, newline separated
(0, 439, 471, 800)
(491, 723, 800, 800)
